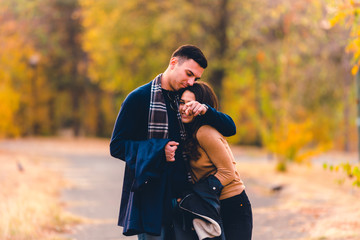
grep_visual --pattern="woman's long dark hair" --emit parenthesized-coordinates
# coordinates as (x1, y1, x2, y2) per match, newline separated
(181, 81, 219, 161)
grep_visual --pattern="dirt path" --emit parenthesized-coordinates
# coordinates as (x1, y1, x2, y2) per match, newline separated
(0, 138, 134, 240)
(1, 138, 359, 240)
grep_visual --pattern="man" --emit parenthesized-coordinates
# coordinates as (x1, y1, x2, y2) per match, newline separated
(110, 45, 236, 239)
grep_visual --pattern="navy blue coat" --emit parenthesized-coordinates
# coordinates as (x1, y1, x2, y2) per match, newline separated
(110, 80, 236, 236)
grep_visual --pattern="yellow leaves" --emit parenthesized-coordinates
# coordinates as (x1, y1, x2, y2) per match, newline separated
(328, 0, 360, 28)
(329, 11, 348, 27)
(324, 162, 360, 188)
(330, 0, 360, 74)
(0, 3, 41, 137)
(351, 65, 359, 75)
(263, 119, 330, 171)
(351, 0, 360, 7)
(0, 83, 20, 137)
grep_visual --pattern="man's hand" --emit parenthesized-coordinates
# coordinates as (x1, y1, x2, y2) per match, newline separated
(184, 101, 208, 117)
(165, 141, 179, 162)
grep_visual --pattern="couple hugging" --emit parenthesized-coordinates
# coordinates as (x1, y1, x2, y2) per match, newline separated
(110, 44, 252, 240)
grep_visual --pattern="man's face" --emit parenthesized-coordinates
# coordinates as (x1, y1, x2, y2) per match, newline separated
(168, 57, 204, 91)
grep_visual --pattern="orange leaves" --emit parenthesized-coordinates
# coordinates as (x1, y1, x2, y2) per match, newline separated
(256, 51, 266, 63)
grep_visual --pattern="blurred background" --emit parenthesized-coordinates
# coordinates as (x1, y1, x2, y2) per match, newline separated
(1, 0, 357, 156)
(2, 0, 360, 239)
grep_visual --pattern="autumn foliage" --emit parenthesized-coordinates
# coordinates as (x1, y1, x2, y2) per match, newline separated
(0, 0, 358, 167)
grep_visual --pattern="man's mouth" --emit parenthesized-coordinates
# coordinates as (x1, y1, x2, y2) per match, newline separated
(181, 83, 188, 88)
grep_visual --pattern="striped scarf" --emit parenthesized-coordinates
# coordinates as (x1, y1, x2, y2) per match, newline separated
(148, 74, 169, 139)
(148, 74, 191, 181)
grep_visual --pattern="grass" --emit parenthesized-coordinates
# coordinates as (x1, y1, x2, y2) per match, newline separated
(0, 151, 82, 240)
(236, 153, 360, 240)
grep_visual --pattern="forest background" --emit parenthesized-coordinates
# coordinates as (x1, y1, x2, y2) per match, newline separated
(1, 0, 359, 167)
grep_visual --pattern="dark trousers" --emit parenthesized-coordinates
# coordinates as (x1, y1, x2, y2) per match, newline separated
(219, 190, 253, 240)
(139, 191, 252, 240)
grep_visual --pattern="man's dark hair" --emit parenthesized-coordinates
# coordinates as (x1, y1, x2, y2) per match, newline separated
(171, 45, 208, 69)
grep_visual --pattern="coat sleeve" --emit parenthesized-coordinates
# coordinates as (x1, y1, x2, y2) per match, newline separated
(110, 87, 169, 191)
(201, 105, 236, 137)
(197, 125, 237, 187)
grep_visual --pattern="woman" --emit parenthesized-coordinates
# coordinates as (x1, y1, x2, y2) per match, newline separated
(179, 81, 253, 240)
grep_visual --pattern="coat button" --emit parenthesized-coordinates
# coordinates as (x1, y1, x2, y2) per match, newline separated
(145, 181, 148, 184)
(213, 187, 216, 190)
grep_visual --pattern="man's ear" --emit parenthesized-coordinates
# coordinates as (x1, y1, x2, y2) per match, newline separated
(169, 57, 178, 69)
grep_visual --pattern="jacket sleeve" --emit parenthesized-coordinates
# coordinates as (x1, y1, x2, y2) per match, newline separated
(110, 88, 169, 191)
(197, 125, 237, 187)
(110, 88, 148, 160)
(201, 105, 236, 137)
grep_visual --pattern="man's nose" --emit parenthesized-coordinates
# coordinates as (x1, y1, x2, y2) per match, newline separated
(187, 78, 195, 86)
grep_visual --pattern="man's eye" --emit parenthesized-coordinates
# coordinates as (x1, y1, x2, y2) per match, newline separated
(179, 100, 185, 105)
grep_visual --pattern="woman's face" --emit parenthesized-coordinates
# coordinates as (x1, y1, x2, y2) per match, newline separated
(179, 90, 196, 124)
